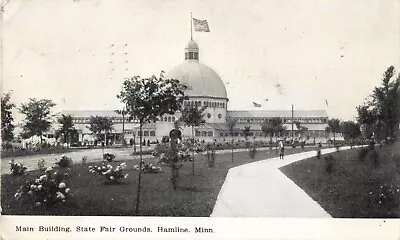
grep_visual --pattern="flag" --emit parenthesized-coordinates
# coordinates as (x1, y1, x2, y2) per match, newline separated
(253, 102, 262, 107)
(325, 99, 329, 107)
(193, 18, 210, 32)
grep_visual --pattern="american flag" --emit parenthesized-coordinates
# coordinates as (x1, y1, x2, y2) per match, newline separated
(193, 18, 210, 32)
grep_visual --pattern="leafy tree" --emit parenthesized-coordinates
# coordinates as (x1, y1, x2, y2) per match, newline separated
(179, 105, 206, 175)
(1, 92, 15, 145)
(339, 121, 361, 141)
(88, 116, 113, 145)
(115, 108, 128, 146)
(356, 103, 378, 139)
(371, 66, 400, 139)
(57, 114, 75, 147)
(19, 98, 56, 143)
(295, 121, 308, 140)
(243, 126, 251, 149)
(270, 117, 286, 138)
(226, 118, 237, 162)
(117, 72, 187, 215)
(326, 118, 341, 144)
(261, 119, 274, 140)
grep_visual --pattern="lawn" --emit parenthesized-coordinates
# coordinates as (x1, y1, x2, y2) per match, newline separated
(1, 146, 317, 216)
(280, 141, 400, 218)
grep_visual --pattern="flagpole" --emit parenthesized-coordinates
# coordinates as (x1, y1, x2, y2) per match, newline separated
(190, 12, 193, 40)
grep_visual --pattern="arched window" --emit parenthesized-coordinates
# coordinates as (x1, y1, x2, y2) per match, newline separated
(164, 117, 168, 121)
(201, 131, 207, 137)
(143, 131, 149, 136)
(195, 130, 200, 137)
(168, 117, 171, 122)
(207, 113, 211, 118)
(208, 131, 213, 137)
(172, 116, 175, 122)
(218, 113, 222, 119)
(150, 131, 156, 136)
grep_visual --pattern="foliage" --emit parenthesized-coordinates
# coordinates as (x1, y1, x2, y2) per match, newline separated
(134, 161, 162, 173)
(324, 155, 335, 174)
(88, 162, 128, 184)
(316, 149, 322, 159)
(103, 153, 116, 162)
(261, 117, 286, 138)
(37, 159, 47, 171)
(54, 155, 73, 168)
(9, 159, 27, 175)
(57, 114, 75, 145)
(295, 121, 308, 139)
(1, 91, 16, 143)
(326, 118, 341, 143)
(206, 147, 216, 167)
(88, 116, 113, 141)
(356, 103, 377, 138)
(19, 98, 56, 141)
(14, 168, 71, 208)
(226, 118, 237, 162)
(243, 126, 251, 140)
(371, 66, 400, 139)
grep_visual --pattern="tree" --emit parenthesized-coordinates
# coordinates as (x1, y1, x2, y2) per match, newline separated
(356, 103, 377, 139)
(243, 126, 251, 149)
(295, 121, 308, 140)
(19, 98, 56, 143)
(226, 118, 237, 162)
(1, 92, 15, 145)
(326, 118, 341, 144)
(270, 117, 286, 138)
(117, 72, 187, 215)
(339, 121, 361, 141)
(115, 108, 128, 146)
(57, 114, 75, 147)
(261, 119, 274, 140)
(179, 105, 206, 175)
(88, 116, 113, 146)
(371, 66, 400, 139)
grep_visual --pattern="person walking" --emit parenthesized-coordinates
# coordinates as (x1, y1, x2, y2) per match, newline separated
(279, 140, 285, 159)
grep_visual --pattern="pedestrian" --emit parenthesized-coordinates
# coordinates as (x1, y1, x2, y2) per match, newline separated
(279, 140, 285, 159)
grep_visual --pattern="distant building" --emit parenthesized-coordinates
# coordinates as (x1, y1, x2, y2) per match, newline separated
(59, 39, 329, 145)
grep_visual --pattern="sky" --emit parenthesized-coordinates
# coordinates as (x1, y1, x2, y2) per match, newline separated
(1, 0, 400, 123)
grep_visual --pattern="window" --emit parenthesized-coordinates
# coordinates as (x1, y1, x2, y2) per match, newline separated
(203, 101, 207, 106)
(143, 131, 149, 136)
(150, 131, 156, 136)
(201, 131, 207, 137)
(172, 117, 175, 122)
(222, 103, 225, 108)
(138, 131, 142, 136)
(195, 130, 200, 137)
(168, 117, 171, 122)
(164, 117, 168, 121)
(218, 113, 222, 119)
(208, 131, 213, 137)
(207, 113, 211, 118)
(185, 52, 189, 59)
(194, 52, 198, 59)
(189, 52, 194, 59)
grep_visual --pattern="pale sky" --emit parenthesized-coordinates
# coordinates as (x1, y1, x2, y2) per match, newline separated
(2, 0, 400, 122)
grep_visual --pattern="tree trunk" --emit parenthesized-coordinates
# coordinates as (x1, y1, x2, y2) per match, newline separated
(135, 123, 143, 215)
(192, 126, 195, 176)
(231, 136, 234, 162)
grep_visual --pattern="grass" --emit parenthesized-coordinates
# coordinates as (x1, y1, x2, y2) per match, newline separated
(1, 146, 317, 216)
(280, 141, 400, 218)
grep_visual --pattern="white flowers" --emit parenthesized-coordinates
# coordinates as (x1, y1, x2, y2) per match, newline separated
(58, 182, 66, 188)
(56, 191, 65, 199)
(45, 167, 52, 172)
(65, 188, 70, 194)
(38, 185, 43, 190)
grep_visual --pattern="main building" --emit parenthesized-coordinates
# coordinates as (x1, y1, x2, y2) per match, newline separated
(62, 40, 329, 145)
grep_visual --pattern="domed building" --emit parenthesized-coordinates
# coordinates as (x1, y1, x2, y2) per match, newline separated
(60, 39, 330, 146)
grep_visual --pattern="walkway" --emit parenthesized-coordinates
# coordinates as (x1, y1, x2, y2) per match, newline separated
(211, 146, 355, 217)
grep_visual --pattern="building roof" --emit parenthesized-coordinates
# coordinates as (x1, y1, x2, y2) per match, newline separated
(227, 110, 328, 118)
(62, 110, 122, 118)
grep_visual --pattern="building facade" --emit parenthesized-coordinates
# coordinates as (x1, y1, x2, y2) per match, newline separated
(60, 40, 329, 145)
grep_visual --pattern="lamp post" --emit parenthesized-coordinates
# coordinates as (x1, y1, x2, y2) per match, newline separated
(291, 104, 294, 143)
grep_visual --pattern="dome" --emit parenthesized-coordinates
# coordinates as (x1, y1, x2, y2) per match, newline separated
(166, 61, 227, 99)
(186, 40, 199, 50)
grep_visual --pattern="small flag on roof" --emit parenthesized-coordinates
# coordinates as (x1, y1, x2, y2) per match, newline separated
(253, 102, 262, 107)
(193, 18, 210, 32)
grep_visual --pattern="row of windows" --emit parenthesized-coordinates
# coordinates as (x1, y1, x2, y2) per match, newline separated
(123, 130, 156, 137)
(195, 130, 214, 137)
(73, 118, 137, 124)
(185, 52, 199, 60)
(159, 116, 176, 122)
(184, 100, 225, 109)
(234, 118, 327, 124)
(220, 130, 327, 138)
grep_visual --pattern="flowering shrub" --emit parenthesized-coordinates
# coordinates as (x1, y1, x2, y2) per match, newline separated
(37, 159, 47, 171)
(9, 159, 27, 175)
(249, 146, 257, 159)
(54, 155, 73, 168)
(14, 167, 71, 208)
(376, 184, 400, 205)
(81, 156, 88, 164)
(103, 153, 116, 162)
(134, 161, 162, 173)
(88, 162, 128, 184)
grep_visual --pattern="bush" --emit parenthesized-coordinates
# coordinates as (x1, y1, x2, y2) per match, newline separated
(370, 150, 380, 168)
(324, 155, 335, 174)
(37, 159, 47, 171)
(102, 153, 116, 162)
(358, 148, 369, 162)
(81, 156, 87, 164)
(249, 146, 257, 159)
(316, 149, 322, 159)
(14, 167, 71, 208)
(134, 161, 162, 174)
(89, 162, 128, 184)
(54, 155, 73, 168)
(9, 159, 27, 176)
(207, 149, 216, 168)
